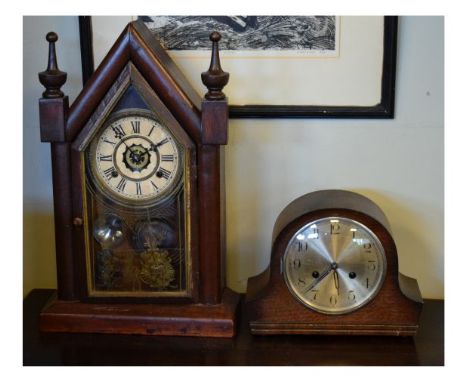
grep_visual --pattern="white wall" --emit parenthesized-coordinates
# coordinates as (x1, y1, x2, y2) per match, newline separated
(23, 16, 444, 299)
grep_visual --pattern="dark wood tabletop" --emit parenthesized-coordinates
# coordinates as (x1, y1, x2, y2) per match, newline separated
(23, 289, 443, 366)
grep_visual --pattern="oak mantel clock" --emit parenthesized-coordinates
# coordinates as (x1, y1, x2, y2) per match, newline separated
(38, 21, 239, 337)
(246, 190, 423, 336)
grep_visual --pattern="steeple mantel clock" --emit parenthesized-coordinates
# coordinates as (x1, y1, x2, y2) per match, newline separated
(37, 21, 239, 337)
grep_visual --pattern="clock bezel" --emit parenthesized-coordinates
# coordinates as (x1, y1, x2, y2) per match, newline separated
(282, 216, 387, 315)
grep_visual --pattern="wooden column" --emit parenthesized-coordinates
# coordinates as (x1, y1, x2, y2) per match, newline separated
(199, 32, 229, 304)
(38, 32, 75, 300)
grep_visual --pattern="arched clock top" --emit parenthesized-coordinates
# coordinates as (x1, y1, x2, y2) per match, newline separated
(272, 190, 393, 244)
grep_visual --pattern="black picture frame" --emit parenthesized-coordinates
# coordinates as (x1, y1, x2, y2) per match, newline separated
(78, 16, 398, 119)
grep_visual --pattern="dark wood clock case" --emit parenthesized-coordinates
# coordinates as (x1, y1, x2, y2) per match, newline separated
(246, 190, 423, 336)
(37, 21, 239, 337)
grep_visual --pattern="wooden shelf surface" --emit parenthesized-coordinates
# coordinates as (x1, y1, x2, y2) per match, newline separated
(23, 289, 443, 366)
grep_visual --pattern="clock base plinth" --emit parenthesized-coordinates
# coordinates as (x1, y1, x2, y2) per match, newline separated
(246, 270, 422, 337)
(247, 301, 421, 337)
(39, 289, 240, 338)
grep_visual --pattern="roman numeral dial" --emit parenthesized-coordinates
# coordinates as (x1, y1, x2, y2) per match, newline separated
(89, 113, 181, 204)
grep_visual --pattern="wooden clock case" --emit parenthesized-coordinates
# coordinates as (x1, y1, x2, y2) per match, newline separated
(37, 21, 239, 337)
(246, 190, 423, 336)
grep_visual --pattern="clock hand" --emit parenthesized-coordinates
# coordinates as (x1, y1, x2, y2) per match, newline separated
(120, 140, 151, 164)
(304, 263, 334, 293)
(139, 144, 152, 157)
(119, 139, 137, 156)
(122, 140, 139, 154)
(150, 138, 169, 151)
(333, 269, 340, 295)
(124, 143, 141, 163)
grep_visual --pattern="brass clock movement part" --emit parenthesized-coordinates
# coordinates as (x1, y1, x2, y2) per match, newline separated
(133, 219, 178, 289)
(138, 249, 176, 289)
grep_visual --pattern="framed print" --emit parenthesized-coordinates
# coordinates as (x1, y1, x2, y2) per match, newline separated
(79, 16, 397, 118)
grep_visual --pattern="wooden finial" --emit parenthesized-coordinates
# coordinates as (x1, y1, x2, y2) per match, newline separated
(38, 32, 67, 99)
(201, 32, 229, 100)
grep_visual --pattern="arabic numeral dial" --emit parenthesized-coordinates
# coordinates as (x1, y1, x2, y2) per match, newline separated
(283, 217, 387, 315)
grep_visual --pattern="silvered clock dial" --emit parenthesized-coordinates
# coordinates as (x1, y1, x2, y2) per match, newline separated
(283, 217, 387, 314)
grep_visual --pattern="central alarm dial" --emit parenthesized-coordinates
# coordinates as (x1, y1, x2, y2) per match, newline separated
(283, 216, 387, 314)
(89, 111, 180, 204)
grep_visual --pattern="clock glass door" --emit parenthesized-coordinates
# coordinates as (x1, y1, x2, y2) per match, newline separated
(81, 109, 193, 298)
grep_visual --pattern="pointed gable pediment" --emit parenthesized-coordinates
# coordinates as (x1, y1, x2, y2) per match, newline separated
(72, 62, 195, 154)
(66, 20, 202, 143)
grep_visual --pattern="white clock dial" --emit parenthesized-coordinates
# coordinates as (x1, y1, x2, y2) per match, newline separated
(89, 112, 181, 204)
(283, 217, 387, 314)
